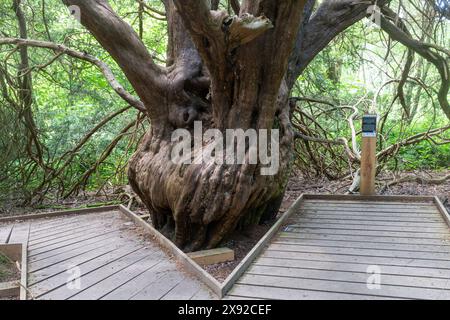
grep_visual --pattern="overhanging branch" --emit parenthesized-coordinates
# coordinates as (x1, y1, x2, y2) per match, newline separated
(0, 38, 146, 112)
(61, 0, 166, 116)
(287, 0, 391, 88)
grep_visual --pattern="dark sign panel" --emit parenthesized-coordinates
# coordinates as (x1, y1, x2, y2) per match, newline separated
(362, 115, 377, 137)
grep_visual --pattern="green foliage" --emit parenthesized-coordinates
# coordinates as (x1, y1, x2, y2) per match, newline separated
(398, 142, 450, 170)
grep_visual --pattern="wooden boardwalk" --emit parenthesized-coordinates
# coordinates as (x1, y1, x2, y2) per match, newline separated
(0, 209, 216, 300)
(2, 196, 449, 300)
(226, 197, 450, 300)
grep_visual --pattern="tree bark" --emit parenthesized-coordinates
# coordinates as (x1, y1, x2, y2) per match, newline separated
(127, 0, 304, 251)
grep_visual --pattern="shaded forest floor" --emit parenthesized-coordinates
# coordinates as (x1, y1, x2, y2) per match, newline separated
(0, 169, 449, 282)
(2, 170, 448, 217)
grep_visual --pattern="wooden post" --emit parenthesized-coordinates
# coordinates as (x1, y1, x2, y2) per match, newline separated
(360, 115, 377, 195)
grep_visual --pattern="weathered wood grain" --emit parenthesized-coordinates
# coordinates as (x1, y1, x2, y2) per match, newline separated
(0, 225, 13, 243)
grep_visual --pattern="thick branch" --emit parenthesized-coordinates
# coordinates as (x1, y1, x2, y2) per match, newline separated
(172, 0, 272, 79)
(287, 0, 391, 88)
(165, 0, 205, 90)
(230, 0, 240, 15)
(61, 0, 166, 116)
(172, 0, 224, 65)
(0, 38, 145, 112)
(12, 0, 46, 172)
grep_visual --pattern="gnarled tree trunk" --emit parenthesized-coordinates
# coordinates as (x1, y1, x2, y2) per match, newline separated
(127, 0, 301, 251)
(62, 0, 389, 251)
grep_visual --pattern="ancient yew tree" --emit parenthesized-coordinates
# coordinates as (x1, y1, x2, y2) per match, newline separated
(9, 0, 437, 251)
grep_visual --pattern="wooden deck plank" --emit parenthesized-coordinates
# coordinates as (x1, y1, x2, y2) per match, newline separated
(290, 217, 448, 228)
(29, 234, 130, 272)
(30, 217, 102, 234)
(28, 240, 134, 284)
(8, 196, 447, 300)
(435, 197, 450, 227)
(302, 201, 437, 207)
(302, 194, 435, 202)
(246, 265, 450, 290)
(28, 227, 122, 257)
(228, 284, 397, 300)
(0, 206, 119, 224)
(262, 250, 450, 269)
(301, 202, 436, 209)
(273, 237, 450, 253)
(30, 244, 144, 297)
(129, 270, 186, 300)
(300, 207, 439, 214)
(283, 227, 450, 239)
(298, 208, 439, 215)
(286, 222, 449, 234)
(28, 221, 115, 248)
(118, 205, 222, 298)
(190, 287, 219, 300)
(28, 213, 124, 248)
(2, 208, 217, 300)
(39, 247, 151, 300)
(100, 261, 176, 300)
(8, 222, 31, 245)
(277, 232, 450, 246)
(28, 217, 125, 249)
(0, 225, 13, 243)
(68, 250, 167, 300)
(269, 243, 450, 261)
(29, 212, 118, 240)
(161, 277, 206, 300)
(303, 199, 434, 205)
(237, 274, 450, 300)
(222, 295, 264, 300)
(255, 257, 450, 279)
(292, 213, 444, 223)
(28, 230, 122, 263)
(29, 210, 117, 230)
(30, 222, 106, 243)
